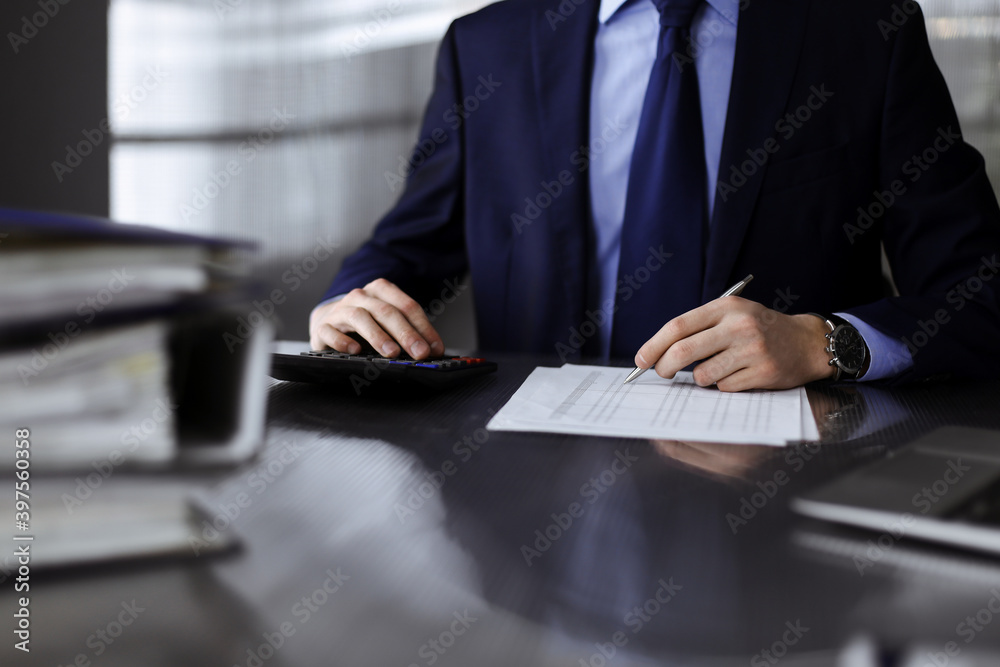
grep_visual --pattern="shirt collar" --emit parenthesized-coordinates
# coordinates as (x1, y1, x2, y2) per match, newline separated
(599, 0, 740, 25)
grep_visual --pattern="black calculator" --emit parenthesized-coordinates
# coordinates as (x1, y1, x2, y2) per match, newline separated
(269, 341, 497, 391)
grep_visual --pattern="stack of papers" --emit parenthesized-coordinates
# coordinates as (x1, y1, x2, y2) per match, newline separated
(487, 364, 820, 446)
(0, 321, 176, 469)
(0, 245, 209, 324)
(0, 479, 237, 569)
(0, 207, 271, 473)
(0, 207, 245, 330)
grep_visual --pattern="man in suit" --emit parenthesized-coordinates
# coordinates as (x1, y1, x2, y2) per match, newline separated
(310, 0, 1000, 389)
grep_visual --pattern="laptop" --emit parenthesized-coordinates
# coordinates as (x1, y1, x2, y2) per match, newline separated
(793, 427, 1000, 556)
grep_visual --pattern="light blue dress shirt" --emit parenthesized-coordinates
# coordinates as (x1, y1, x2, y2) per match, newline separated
(589, 0, 912, 380)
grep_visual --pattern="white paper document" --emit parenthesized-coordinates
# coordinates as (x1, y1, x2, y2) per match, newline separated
(487, 365, 820, 446)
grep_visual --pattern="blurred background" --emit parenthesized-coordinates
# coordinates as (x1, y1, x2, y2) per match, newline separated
(1, 0, 998, 345)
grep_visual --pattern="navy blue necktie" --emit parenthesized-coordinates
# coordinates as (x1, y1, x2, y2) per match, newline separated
(610, 0, 707, 359)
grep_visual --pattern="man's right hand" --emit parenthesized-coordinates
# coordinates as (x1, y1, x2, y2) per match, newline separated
(309, 278, 444, 360)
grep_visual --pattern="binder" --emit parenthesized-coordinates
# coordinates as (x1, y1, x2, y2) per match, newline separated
(0, 207, 273, 471)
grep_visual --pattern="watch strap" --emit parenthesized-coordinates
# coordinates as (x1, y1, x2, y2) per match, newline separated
(808, 313, 841, 381)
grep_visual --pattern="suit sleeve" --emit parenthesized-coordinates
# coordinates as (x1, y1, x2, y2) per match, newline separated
(319, 24, 468, 307)
(843, 6, 1000, 381)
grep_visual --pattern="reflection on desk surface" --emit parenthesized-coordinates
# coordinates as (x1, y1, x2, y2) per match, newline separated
(5, 354, 1000, 666)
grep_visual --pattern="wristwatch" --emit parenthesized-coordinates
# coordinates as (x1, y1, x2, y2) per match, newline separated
(808, 314, 869, 381)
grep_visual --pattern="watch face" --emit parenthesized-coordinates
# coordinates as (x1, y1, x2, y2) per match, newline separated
(832, 325, 866, 374)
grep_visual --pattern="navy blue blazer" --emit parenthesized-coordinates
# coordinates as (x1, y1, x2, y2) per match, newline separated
(323, 0, 1000, 381)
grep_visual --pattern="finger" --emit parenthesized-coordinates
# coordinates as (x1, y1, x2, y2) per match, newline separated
(309, 303, 361, 353)
(665, 441, 715, 468)
(714, 368, 760, 393)
(676, 440, 729, 458)
(339, 306, 402, 358)
(635, 299, 729, 369)
(312, 322, 362, 355)
(657, 439, 705, 462)
(652, 326, 730, 380)
(350, 293, 435, 359)
(690, 348, 747, 387)
(365, 279, 445, 357)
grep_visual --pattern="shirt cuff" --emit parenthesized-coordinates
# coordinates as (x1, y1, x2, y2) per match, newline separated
(835, 312, 914, 381)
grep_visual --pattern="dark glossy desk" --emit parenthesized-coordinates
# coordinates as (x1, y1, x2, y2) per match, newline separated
(7, 355, 1000, 667)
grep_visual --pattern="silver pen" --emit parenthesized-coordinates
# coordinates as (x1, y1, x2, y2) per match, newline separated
(622, 274, 754, 385)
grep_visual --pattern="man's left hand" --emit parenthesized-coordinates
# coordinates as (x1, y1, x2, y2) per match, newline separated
(635, 297, 837, 392)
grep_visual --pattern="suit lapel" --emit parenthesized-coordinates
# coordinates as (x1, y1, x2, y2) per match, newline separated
(529, 1, 601, 324)
(704, 0, 812, 299)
